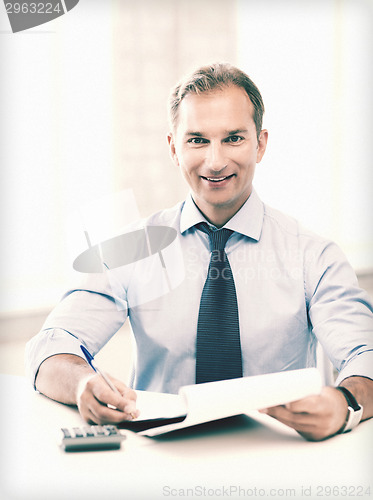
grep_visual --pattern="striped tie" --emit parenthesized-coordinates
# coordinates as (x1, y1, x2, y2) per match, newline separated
(196, 223, 243, 384)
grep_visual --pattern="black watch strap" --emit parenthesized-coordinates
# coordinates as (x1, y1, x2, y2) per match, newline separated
(336, 386, 360, 410)
(336, 386, 363, 433)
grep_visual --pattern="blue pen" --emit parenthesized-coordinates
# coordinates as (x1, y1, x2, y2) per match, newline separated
(80, 345, 122, 396)
(80, 345, 136, 418)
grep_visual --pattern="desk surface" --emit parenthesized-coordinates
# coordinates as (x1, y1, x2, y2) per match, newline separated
(1, 374, 372, 500)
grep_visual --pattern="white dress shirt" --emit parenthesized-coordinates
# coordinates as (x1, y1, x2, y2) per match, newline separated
(26, 189, 373, 394)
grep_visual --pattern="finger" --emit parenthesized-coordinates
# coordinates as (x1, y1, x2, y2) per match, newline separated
(79, 377, 139, 423)
(88, 376, 137, 414)
(109, 384, 139, 418)
(262, 405, 324, 436)
(90, 388, 139, 422)
(260, 401, 343, 442)
(82, 390, 137, 423)
(285, 387, 348, 425)
(284, 395, 320, 413)
(88, 401, 137, 424)
(83, 405, 126, 426)
(264, 389, 331, 416)
(107, 376, 137, 400)
(78, 394, 102, 425)
(119, 385, 138, 404)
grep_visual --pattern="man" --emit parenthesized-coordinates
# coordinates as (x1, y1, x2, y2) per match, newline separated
(26, 63, 373, 441)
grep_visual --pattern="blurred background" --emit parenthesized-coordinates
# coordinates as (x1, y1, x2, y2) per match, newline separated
(1, 0, 372, 380)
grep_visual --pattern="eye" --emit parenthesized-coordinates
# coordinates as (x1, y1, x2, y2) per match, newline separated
(225, 135, 244, 144)
(187, 137, 208, 144)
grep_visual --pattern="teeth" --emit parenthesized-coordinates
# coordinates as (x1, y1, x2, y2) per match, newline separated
(206, 176, 227, 182)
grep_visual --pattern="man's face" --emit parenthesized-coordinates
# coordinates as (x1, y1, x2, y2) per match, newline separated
(168, 85, 268, 227)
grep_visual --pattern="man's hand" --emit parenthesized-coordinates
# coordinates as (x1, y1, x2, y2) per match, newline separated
(261, 376, 373, 441)
(76, 373, 139, 425)
(36, 353, 139, 424)
(260, 386, 348, 441)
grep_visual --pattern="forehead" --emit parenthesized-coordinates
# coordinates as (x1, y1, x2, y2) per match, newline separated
(176, 85, 255, 133)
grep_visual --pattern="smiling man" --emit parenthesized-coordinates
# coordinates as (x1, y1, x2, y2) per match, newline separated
(26, 63, 373, 440)
(168, 84, 268, 228)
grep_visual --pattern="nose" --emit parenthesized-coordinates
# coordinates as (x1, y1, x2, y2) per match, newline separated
(205, 141, 227, 173)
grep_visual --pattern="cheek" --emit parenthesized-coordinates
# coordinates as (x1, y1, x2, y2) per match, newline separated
(233, 145, 254, 160)
(178, 150, 202, 172)
(234, 149, 257, 171)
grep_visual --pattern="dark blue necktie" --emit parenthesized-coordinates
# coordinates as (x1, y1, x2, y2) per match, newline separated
(196, 223, 243, 384)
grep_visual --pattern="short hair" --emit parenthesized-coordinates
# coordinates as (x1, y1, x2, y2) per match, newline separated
(168, 62, 265, 140)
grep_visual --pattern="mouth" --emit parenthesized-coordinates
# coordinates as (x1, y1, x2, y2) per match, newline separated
(201, 174, 235, 185)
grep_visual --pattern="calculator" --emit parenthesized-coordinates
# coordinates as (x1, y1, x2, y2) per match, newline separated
(60, 425, 126, 452)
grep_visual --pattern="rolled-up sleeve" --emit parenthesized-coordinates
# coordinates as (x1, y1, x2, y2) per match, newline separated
(305, 239, 373, 385)
(25, 272, 128, 388)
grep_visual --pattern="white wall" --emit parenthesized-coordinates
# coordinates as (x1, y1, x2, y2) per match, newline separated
(237, 0, 373, 272)
(1, 2, 114, 313)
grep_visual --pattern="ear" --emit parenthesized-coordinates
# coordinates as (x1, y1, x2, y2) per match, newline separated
(167, 133, 180, 167)
(256, 129, 268, 163)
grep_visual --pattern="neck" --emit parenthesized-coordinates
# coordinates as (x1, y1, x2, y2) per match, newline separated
(193, 195, 250, 228)
(202, 211, 232, 229)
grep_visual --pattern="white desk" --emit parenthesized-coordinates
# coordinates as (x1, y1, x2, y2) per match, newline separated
(1, 374, 372, 500)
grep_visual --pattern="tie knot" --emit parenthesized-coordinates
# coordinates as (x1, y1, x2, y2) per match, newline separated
(197, 223, 233, 251)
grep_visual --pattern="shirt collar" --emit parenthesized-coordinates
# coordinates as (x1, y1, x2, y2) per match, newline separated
(180, 189, 264, 241)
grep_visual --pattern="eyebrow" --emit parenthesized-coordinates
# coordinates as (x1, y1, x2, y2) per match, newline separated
(185, 131, 204, 137)
(227, 129, 249, 135)
(184, 129, 249, 137)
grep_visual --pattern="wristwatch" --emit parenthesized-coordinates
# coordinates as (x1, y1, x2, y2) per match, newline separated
(336, 386, 363, 433)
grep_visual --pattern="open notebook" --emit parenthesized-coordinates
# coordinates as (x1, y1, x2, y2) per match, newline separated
(120, 368, 323, 437)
